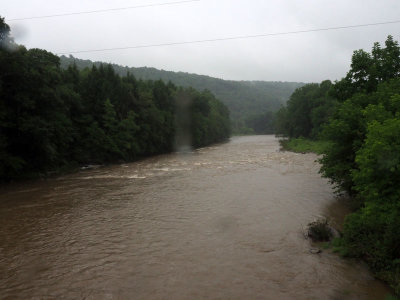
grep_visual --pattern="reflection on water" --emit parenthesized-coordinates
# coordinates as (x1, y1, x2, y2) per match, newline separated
(0, 135, 392, 299)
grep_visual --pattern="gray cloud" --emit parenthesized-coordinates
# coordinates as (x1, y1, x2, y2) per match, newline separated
(3, 0, 400, 82)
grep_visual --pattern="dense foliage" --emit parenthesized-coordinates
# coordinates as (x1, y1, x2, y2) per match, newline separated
(238, 111, 275, 135)
(319, 36, 400, 196)
(60, 55, 304, 134)
(0, 17, 230, 181)
(275, 80, 337, 139)
(276, 36, 400, 293)
(320, 79, 400, 195)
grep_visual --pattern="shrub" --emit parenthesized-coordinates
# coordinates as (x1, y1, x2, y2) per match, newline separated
(307, 218, 333, 242)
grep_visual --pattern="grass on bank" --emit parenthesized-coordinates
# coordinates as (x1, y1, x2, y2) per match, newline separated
(279, 137, 331, 155)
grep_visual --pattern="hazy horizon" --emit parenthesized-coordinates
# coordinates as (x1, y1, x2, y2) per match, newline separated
(3, 0, 400, 82)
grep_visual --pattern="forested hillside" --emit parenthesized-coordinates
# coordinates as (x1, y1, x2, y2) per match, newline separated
(0, 17, 230, 181)
(276, 36, 400, 294)
(60, 55, 304, 134)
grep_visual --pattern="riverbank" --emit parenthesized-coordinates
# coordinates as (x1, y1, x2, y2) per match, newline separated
(278, 137, 331, 155)
(280, 136, 399, 298)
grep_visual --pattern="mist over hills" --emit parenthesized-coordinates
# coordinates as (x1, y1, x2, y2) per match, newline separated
(60, 55, 304, 133)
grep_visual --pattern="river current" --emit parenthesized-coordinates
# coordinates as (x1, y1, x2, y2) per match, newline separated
(0, 135, 391, 299)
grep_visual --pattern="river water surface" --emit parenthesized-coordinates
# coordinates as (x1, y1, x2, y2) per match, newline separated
(0, 135, 392, 299)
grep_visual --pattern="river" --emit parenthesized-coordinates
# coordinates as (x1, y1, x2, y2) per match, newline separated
(0, 135, 392, 299)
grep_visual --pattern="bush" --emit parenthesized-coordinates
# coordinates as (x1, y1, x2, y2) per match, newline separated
(307, 218, 333, 242)
(342, 202, 400, 293)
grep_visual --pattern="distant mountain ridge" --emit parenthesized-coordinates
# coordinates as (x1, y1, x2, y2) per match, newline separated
(59, 55, 304, 132)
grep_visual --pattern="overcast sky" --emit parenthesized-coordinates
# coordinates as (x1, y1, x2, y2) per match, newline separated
(2, 0, 400, 82)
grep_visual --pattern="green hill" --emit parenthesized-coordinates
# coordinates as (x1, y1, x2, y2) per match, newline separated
(60, 55, 304, 133)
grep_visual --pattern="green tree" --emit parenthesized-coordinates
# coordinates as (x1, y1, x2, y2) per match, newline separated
(275, 80, 336, 139)
(352, 97, 400, 203)
(332, 36, 400, 101)
(116, 111, 140, 160)
(0, 16, 13, 50)
(318, 37, 400, 294)
(342, 114, 400, 294)
(320, 78, 400, 194)
(0, 16, 231, 181)
(244, 111, 275, 134)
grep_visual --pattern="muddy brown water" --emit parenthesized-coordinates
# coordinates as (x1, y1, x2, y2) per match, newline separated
(0, 135, 392, 299)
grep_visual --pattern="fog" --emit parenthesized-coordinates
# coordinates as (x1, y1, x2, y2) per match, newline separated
(3, 0, 400, 82)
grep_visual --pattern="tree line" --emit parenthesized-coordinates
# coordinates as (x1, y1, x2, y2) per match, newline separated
(0, 17, 230, 181)
(276, 36, 400, 294)
(59, 55, 304, 134)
